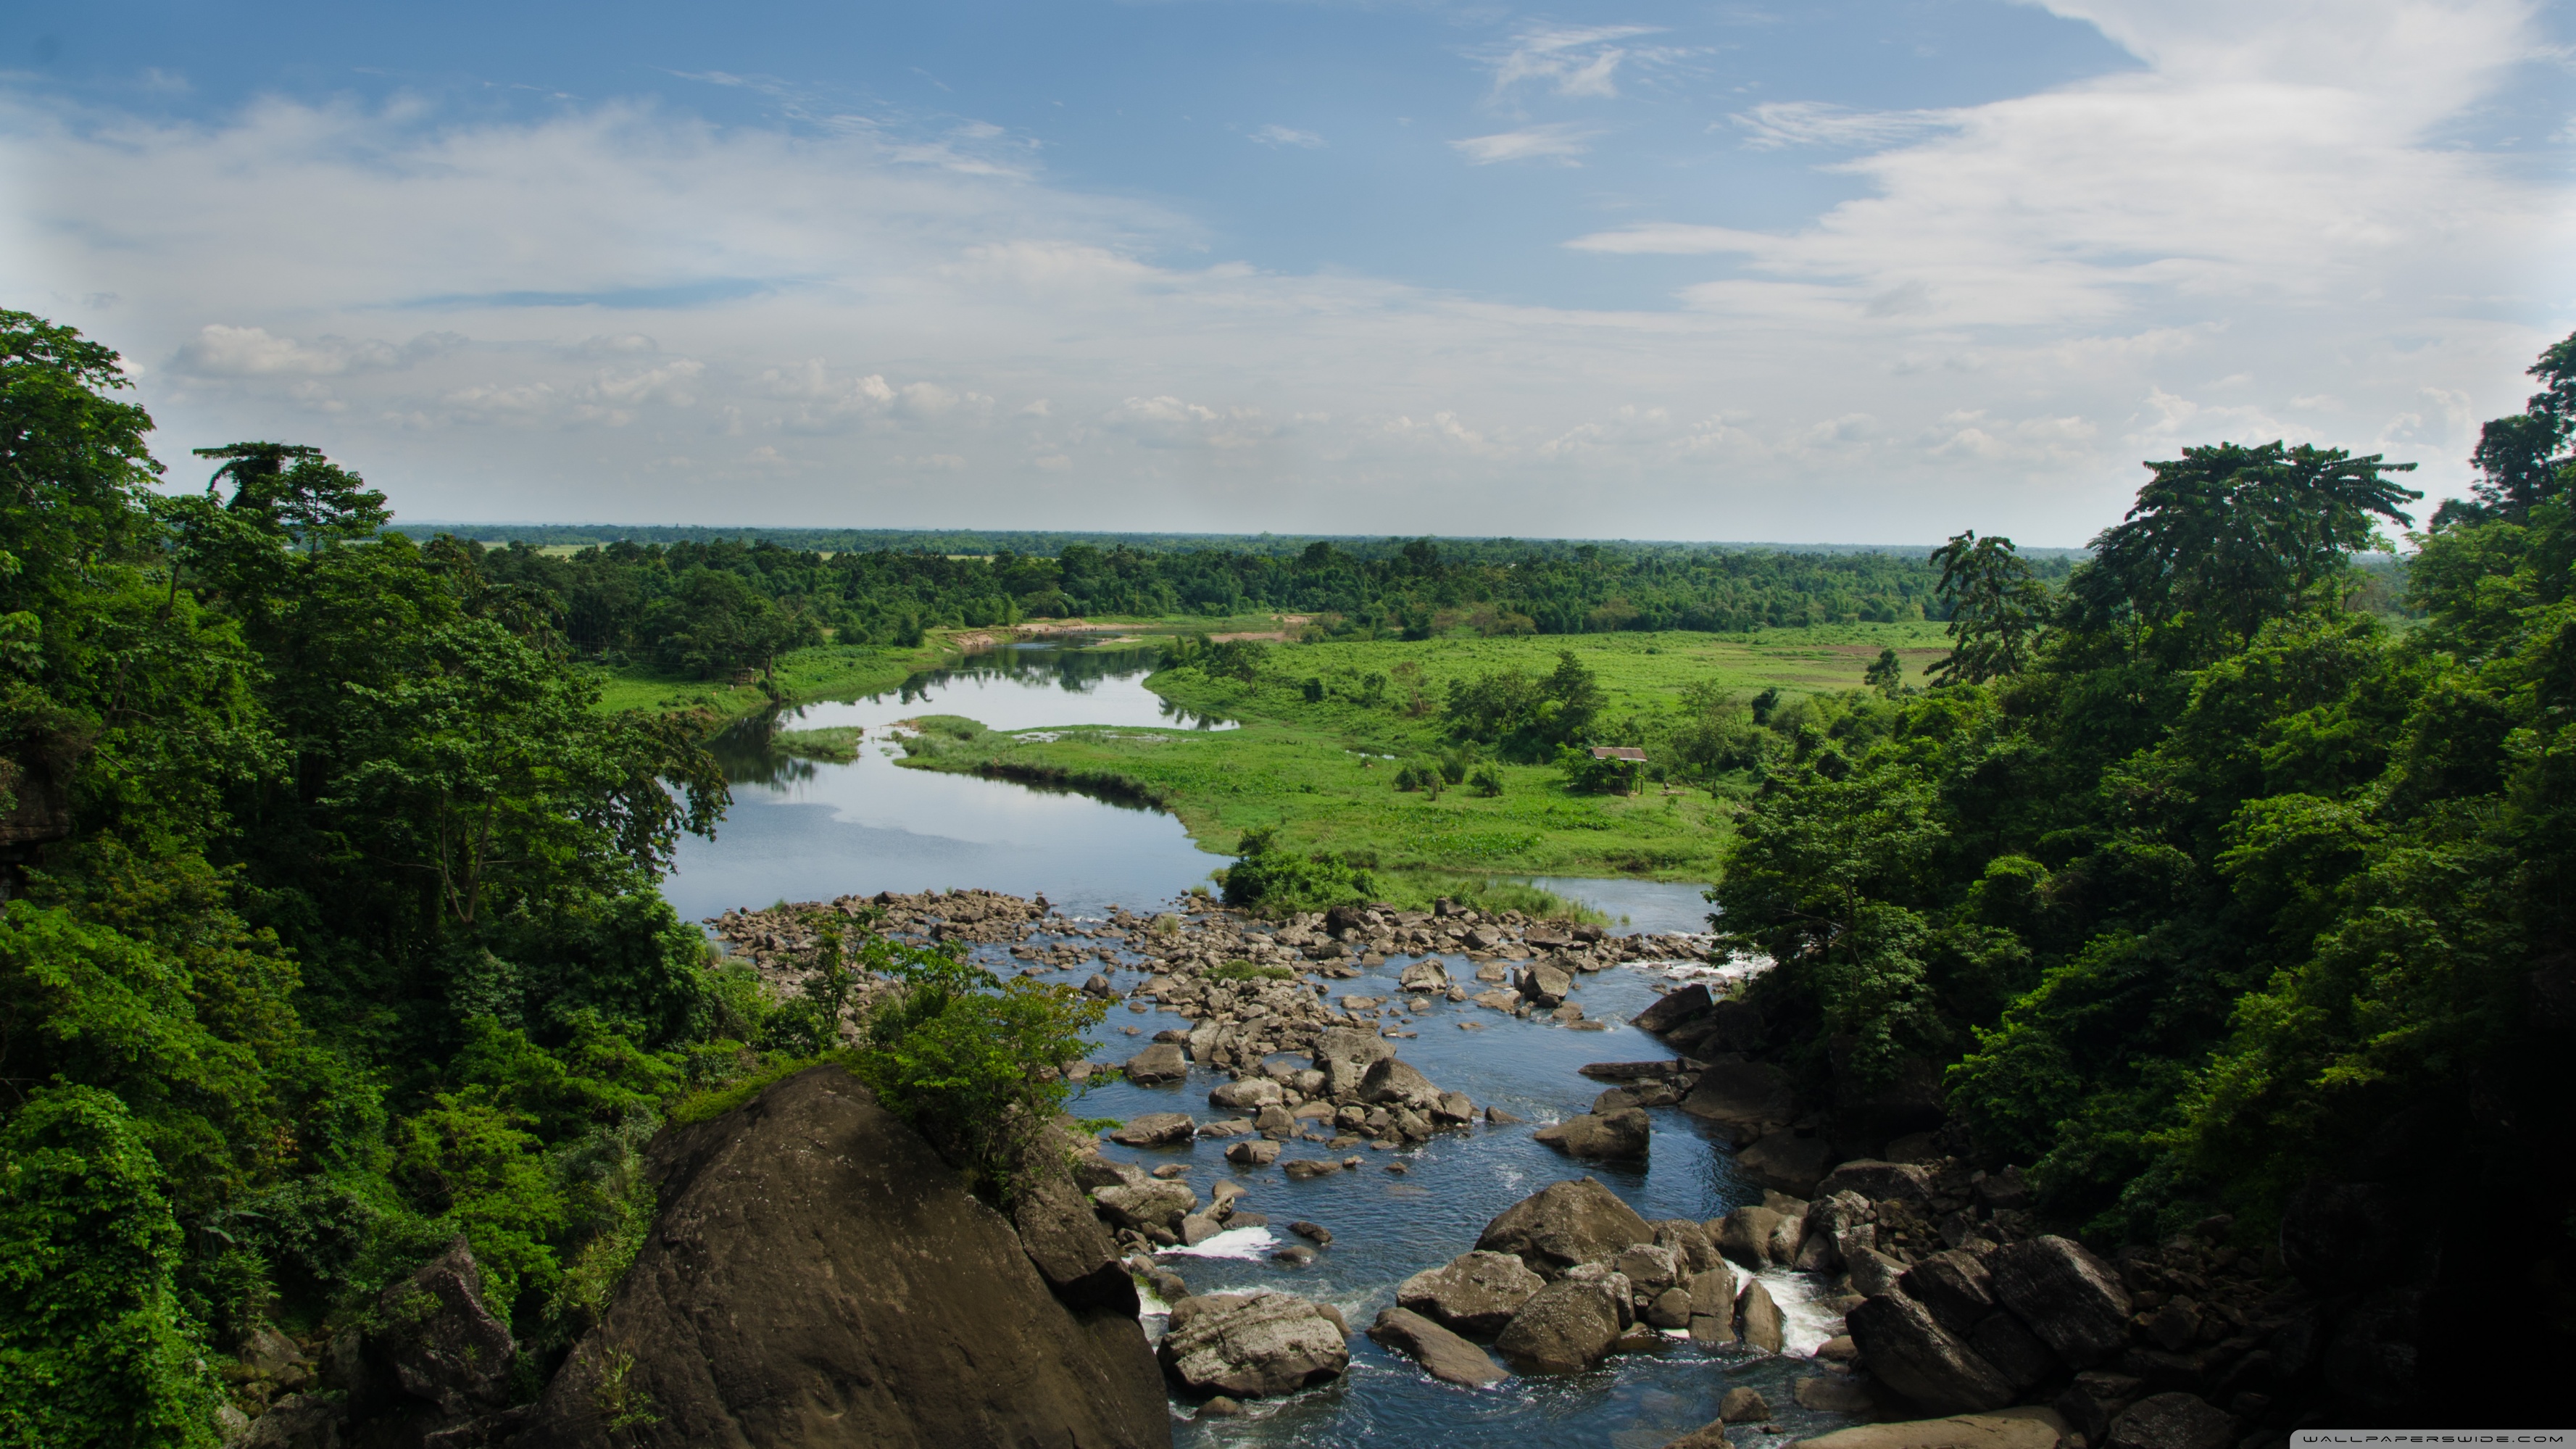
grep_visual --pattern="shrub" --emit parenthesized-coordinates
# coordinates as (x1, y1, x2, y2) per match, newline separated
(1220, 828, 1376, 915)
(1470, 764, 1505, 797)
(1205, 960, 1297, 983)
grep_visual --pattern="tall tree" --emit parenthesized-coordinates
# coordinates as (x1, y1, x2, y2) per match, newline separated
(1927, 531, 2049, 684)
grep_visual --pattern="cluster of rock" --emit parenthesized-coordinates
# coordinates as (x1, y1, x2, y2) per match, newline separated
(1370, 1177, 1797, 1390)
(1107, 1024, 1480, 1172)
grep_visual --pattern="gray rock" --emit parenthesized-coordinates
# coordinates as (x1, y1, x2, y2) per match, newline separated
(1655, 1421, 1731, 1449)
(1226, 1139, 1281, 1166)
(1739, 1278, 1786, 1353)
(1476, 1177, 1656, 1279)
(1816, 1159, 1935, 1205)
(1092, 1180, 1198, 1234)
(1713, 1205, 1783, 1269)
(1358, 1056, 1445, 1110)
(1687, 1263, 1741, 1319)
(1518, 962, 1574, 1006)
(1631, 983, 1711, 1034)
(1159, 1292, 1352, 1398)
(1272, 1245, 1316, 1266)
(1985, 1236, 2132, 1368)
(1719, 1386, 1771, 1422)
(1398, 960, 1452, 992)
(1615, 1243, 1686, 1295)
(1972, 1166, 2032, 1211)
(1179, 1214, 1223, 1247)
(1396, 1250, 1545, 1336)
(1845, 1292, 2015, 1416)
(1282, 1158, 1343, 1180)
(372, 1237, 515, 1420)
(1432, 1090, 1476, 1123)
(1737, 1134, 1834, 1197)
(1534, 1108, 1651, 1161)
(1311, 1027, 1395, 1099)
(1653, 1218, 1721, 1275)
(1126, 1042, 1189, 1084)
(1210, 1078, 1283, 1110)
(1012, 1156, 1137, 1312)
(1840, 1248, 1903, 1301)
(1679, 998, 1767, 1055)
(241, 1395, 345, 1449)
(1646, 1287, 1694, 1330)
(1795, 1374, 1877, 1413)
(1900, 1250, 1998, 1336)
(1969, 1311, 2061, 1390)
(1254, 1103, 1297, 1136)
(2106, 1392, 2237, 1449)
(1494, 1276, 1625, 1374)
(1369, 1306, 1508, 1388)
(1289, 1220, 1332, 1245)
(1678, 1061, 1796, 1142)
(1110, 1112, 1196, 1147)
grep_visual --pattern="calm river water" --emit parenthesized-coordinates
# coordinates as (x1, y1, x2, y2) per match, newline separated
(662, 647, 1854, 1448)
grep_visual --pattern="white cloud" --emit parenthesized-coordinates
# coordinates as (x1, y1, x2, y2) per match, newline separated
(0, 0, 2564, 541)
(1250, 125, 1324, 149)
(1451, 123, 1604, 165)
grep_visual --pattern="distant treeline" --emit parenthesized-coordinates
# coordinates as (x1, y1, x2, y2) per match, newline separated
(394, 522, 2092, 560)
(466, 535, 2085, 678)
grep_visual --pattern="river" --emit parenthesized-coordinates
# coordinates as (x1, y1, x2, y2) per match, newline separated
(662, 645, 1856, 1448)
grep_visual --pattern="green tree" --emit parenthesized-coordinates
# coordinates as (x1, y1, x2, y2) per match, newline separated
(1927, 531, 2049, 684)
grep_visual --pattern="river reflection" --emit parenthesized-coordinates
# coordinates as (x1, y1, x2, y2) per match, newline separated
(661, 645, 1235, 921)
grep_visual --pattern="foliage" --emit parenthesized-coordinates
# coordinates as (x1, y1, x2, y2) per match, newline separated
(1204, 959, 1298, 983)
(1928, 531, 2050, 684)
(1710, 340, 2576, 1290)
(0, 1086, 223, 1449)
(1219, 827, 1378, 914)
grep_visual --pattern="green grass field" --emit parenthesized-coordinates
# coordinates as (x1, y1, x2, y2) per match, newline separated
(897, 623, 1952, 881)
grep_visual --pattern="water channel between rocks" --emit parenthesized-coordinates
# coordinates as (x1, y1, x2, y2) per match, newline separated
(663, 646, 1858, 1448)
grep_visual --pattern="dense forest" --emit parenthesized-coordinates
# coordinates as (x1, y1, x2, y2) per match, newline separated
(1700, 346, 2576, 1406)
(462, 528, 2073, 681)
(0, 311, 1102, 1446)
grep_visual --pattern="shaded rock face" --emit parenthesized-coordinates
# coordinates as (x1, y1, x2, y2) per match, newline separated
(1679, 1061, 1798, 1141)
(515, 1067, 1168, 1449)
(1714, 1205, 1783, 1269)
(1476, 1178, 1655, 1279)
(1396, 1250, 1546, 1336)
(1159, 1293, 1350, 1399)
(375, 1237, 515, 1421)
(1125, 1042, 1189, 1084)
(1737, 1134, 1834, 1197)
(1985, 1236, 2132, 1369)
(1014, 1163, 1139, 1313)
(1845, 1292, 2016, 1416)
(2106, 1392, 2238, 1449)
(1816, 1160, 1933, 1205)
(1631, 984, 1711, 1034)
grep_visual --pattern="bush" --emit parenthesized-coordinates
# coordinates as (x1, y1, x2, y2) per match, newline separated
(1469, 764, 1505, 797)
(1220, 828, 1376, 915)
(1205, 959, 1298, 983)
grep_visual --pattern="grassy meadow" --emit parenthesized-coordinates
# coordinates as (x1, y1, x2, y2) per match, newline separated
(895, 623, 1952, 881)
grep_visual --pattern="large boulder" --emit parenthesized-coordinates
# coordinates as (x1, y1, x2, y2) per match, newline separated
(373, 1237, 515, 1421)
(1358, 1057, 1444, 1111)
(1012, 1161, 1138, 1313)
(1476, 1178, 1655, 1279)
(1679, 1061, 1796, 1142)
(1737, 1134, 1835, 1197)
(1714, 1205, 1784, 1269)
(1518, 962, 1574, 1006)
(1368, 1307, 1507, 1388)
(1158, 1292, 1350, 1399)
(1816, 1160, 1934, 1205)
(1110, 1113, 1195, 1147)
(1312, 1028, 1394, 1100)
(1125, 1042, 1189, 1084)
(512, 1066, 1168, 1449)
(1676, 998, 1767, 1055)
(1739, 1277, 1786, 1353)
(1631, 983, 1711, 1034)
(1845, 1293, 2016, 1416)
(1534, 1108, 1651, 1161)
(1985, 1236, 2132, 1368)
(1093, 1180, 1198, 1235)
(2105, 1392, 2237, 1449)
(1398, 960, 1451, 992)
(1900, 1250, 1998, 1337)
(1396, 1250, 1545, 1336)
(1494, 1276, 1625, 1374)
(1210, 1078, 1282, 1111)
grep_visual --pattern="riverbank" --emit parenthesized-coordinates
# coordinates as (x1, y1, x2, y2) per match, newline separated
(893, 626, 1947, 879)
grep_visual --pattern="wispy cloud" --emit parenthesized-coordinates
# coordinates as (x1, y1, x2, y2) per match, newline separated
(1476, 24, 1679, 101)
(1451, 122, 1603, 165)
(1728, 101, 1958, 151)
(1249, 124, 1324, 149)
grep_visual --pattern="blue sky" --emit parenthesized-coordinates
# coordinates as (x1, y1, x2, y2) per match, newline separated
(6, 1, 2572, 541)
